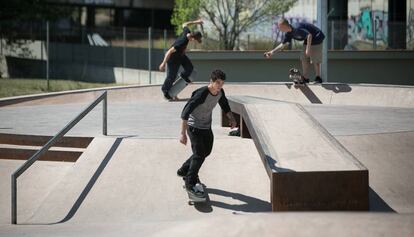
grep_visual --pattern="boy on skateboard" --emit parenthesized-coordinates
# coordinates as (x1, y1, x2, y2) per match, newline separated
(159, 19, 203, 100)
(177, 69, 237, 198)
(264, 18, 325, 84)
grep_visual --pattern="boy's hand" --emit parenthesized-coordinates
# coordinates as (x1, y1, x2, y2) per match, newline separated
(305, 49, 311, 57)
(159, 62, 166, 71)
(180, 134, 187, 145)
(195, 19, 204, 25)
(264, 51, 273, 58)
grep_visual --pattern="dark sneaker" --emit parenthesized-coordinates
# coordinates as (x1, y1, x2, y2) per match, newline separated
(164, 93, 173, 101)
(314, 76, 323, 83)
(301, 76, 310, 83)
(177, 168, 187, 177)
(186, 185, 205, 200)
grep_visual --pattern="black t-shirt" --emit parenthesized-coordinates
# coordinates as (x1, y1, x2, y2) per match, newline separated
(172, 26, 191, 56)
(282, 22, 325, 45)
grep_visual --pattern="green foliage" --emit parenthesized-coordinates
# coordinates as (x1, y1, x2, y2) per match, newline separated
(172, 0, 297, 49)
(171, 0, 201, 35)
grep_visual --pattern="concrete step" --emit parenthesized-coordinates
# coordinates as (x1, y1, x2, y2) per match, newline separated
(0, 144, 85, 162)
(0, 133, 93, 148)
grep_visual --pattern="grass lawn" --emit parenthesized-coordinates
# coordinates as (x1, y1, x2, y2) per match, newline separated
(0, 78, 123, 98)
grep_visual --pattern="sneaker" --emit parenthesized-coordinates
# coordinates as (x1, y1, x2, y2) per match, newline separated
(186, 185, 205, 199)
(177, 168, 187, 177)
(301, 76, 310, 83)
(314, 76, 323, 83)
(164, 93, 173, 100)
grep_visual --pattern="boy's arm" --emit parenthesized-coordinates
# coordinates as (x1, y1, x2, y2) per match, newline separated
(159, 47, 177, 71)
(264, 42, 289, 58)
(182, 19, 203, 28)
(180, 120, 188, 145)
(218, 90, 237, 128)
(305, 34, 312, 57)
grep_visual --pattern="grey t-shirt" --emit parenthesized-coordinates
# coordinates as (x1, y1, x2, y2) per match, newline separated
(181, 86, 231, 129)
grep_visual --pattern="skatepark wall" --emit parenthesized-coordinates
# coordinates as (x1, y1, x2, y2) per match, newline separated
(4, 44, 414, 86)
(187, 51, 414, 85)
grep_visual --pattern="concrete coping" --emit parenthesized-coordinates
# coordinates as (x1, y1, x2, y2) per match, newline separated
(223, 95, 369, 211)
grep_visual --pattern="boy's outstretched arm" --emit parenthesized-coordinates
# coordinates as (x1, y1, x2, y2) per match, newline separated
(182, 19, 204, 28)
(264, 42, 289, 58)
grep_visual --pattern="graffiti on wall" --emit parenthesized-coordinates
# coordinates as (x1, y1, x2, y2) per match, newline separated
(348, 8, 388, 46)
(408, 8, 414, 48)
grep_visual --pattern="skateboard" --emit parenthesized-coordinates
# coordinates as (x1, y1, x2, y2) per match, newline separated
(183, 183, 207, 205)
(168, 70, 197, 99)
(288, 68, 305, 86)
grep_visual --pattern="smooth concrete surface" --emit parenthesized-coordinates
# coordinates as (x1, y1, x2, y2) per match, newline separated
(303, 104, 414, 136)
(337, 132, 414, 213)
(0, 160, 73, 224)
(302, 104, 414, 213)
(0, 83, 413, 235)
(26, 137, 269, 224)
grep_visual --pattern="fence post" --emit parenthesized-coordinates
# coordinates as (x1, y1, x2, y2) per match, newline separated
(123, 27, 126, 84)
(46, 21, 50, 90)
(148, 27, 152, 84)
(163, 29, 167, 53)
(11, 175, 16, 224)
(103, 91, 107, 136)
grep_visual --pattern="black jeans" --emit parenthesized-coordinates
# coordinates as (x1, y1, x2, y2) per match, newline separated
(161, 54, 193, 96)
(180, 126, 214, 188)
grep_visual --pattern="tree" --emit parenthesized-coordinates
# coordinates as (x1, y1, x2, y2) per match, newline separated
(171, 0, 297, 50)
(171, 0, 201, 35)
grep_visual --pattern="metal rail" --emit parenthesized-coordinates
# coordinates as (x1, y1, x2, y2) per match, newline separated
(11, 91, 108, 224)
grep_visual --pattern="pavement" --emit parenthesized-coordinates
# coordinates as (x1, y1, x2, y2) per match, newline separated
(0, 83, 413, 236)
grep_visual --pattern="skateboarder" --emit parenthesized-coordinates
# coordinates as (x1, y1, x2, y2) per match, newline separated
(159, 19, 203, 100)
(177, 69, 237, 198)
(264, 18, 325, 84)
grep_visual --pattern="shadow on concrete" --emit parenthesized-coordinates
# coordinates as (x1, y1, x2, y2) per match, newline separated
(298, 85, 323, 104)
(322, 84, 352, 93)
(369, 187, 396, 212)
(57, 138, 123, 223)
(206, 188, 271, 213)
(285, 83, 322, 104)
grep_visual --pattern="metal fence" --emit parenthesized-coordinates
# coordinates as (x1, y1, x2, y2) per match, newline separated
(1, 20, 413, 83)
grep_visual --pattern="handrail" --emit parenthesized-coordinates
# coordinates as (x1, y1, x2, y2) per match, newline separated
(11, 91, 108, 224)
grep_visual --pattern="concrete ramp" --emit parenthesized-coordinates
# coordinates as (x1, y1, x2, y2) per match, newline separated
(27, 136, 270, 224)
(226, 96, 368, 211)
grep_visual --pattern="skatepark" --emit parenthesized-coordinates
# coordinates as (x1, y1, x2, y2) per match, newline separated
(0, 82, 413, 236)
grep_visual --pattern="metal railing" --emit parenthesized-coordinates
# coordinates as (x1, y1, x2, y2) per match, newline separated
(11, 91, 108, 224)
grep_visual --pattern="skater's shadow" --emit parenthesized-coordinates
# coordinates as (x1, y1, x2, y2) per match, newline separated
(205, 188, 271, 213)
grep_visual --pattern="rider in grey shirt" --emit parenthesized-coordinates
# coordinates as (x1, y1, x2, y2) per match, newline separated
(177, 69, 237, 198)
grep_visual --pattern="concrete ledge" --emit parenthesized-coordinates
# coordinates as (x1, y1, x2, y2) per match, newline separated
(224, 95, 369, 211)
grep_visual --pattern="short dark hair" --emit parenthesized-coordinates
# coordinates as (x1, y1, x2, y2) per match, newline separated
(211, 69, 226, 81)
(191, 31, 202, 43)
(278, 18, 290, 27)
